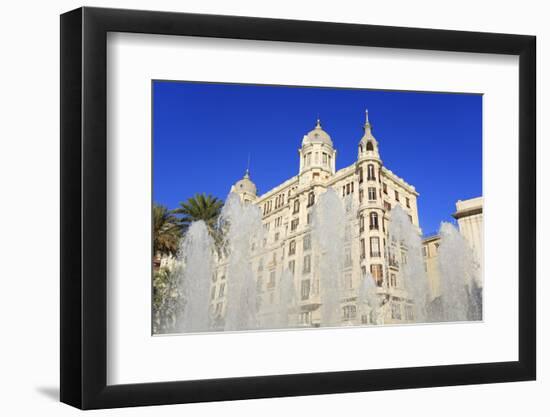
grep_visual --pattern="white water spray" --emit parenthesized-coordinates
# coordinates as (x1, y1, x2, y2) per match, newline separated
(177, 220, 214, 332)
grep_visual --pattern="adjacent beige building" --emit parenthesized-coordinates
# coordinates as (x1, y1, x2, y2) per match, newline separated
(211, 112, 421, 327)
(422, 196, 483, 300)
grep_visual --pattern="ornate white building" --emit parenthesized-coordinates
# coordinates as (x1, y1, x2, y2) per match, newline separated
(211, 112, 421, 327)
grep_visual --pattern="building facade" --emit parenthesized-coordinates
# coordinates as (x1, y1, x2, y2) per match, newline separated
(211, 112, 421, 327)
(422, 196, 484, 300)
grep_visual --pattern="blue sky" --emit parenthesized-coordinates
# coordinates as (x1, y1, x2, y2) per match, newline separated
(153, 81, 482, 236)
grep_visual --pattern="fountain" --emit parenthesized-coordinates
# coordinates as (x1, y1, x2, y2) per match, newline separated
(169, 191, 482, 334)
(387, 204, 430, 322)
(276, 269, 297, 328)
(218, 193, 263, 331)
(177, 220, 214, 332)
(437, 222, 482, 322)
(357, 272, 379, 325)
(312, 188, 346, 327)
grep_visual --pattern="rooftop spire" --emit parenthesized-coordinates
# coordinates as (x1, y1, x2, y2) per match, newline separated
(244, 153, 251, 178)
(315, 115, 322, 128)
(363, 108, 373, 134)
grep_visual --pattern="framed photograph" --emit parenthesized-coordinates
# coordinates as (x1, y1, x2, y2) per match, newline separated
(60, 6, 536, 409)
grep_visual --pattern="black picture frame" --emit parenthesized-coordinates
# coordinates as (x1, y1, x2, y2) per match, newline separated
(60, 6, 536, 410)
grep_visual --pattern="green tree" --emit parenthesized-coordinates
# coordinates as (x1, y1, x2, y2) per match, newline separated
(153, 203, 181, 259)
(173, 193, 223, 237)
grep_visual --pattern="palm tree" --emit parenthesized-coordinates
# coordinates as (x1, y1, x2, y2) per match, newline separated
(153, 204, 181, 261)
(173, 193, 223, 236)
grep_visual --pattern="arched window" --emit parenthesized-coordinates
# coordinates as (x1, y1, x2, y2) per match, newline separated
(367, 164, 376, 180)
(307, 191, 315, 207)
(359, 144, 363, 153)
(366, 141, 374, 152)
(293, 199, 300, 214)
(370, 212, 379, 230)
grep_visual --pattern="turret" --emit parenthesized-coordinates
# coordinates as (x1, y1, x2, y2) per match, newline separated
(298, 118, 337, 183)
(358, 110, 381, 162)
(230, 168, 257, 204)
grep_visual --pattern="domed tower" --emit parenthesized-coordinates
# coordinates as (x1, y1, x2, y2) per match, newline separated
(230, 169, 258, 204)
(298, 118, 336, 184)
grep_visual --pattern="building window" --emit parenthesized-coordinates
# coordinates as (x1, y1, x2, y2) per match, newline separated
(268, 271, 276, 289)
(359, 189, 364, 202)
(303, 234, 311, 251)
(301, 280, 311, 300)
(256, 275, 263, 292)
(383, 183, 388, 194)
(344, 248, 352, 268)
(218, 283, 225, 298)
(369, 212, 379, 230)
(274, 232, 279, 242)
(360, 238, 366, 259)
(367, 164, 376, 180)
(359, 167, 364, 184)
(346, 183, 350, 195)
(422, 246, 428, 257)
(394, 190, 400, 202)
(408, 215, 413, 224)
(405, 304, 414, 321)
(389, 253, 399, 269)
(344, 225, 351, 242)
(303, 255, 311, 273)
(215, 302, 223, 316)
(288, 260, 295, 275)
(293, 199, 300, 214)
(291, 218, 299, 231)
(390, 273, 397, 287)
(344, 273, 353, 289)
(384, 201, 391, 211)
(299, 311, 312, 325)
(368, 187, 377, 201)
(359, 214, 365, 232)
(366, 141, 374, 151)
(289, 240, 296, 256)
(343, 305, 357, 320)
(307, 191, 315, 207)
(406, 197, 410, 208)
(322, 152, 328, 165)
(391, 303, 402, 320)
(370, 237, 381, 257)
(371, 264, 383, 286)
(307, 212, 312, 225)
